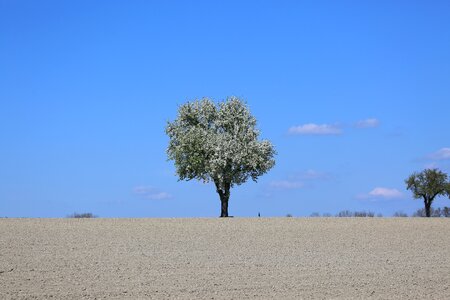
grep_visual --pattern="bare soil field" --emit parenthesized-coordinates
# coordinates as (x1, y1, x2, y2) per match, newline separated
(1, 218, 449, 299)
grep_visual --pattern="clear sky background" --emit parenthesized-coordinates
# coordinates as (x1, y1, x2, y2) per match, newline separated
(1, 1, 449, 217)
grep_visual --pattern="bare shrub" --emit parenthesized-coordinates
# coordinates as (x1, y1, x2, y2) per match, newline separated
(336, 210, 353, 217)
(336, 210, 375, 217)
(67, 212, 97, 218)
(286, 213, 293, 218)
(431, 208, 442, 217)
(443, 207, 450, 217)
(412, 208, 426, 217)
(354, 211, 375, 217)
(412, 207, 450, 217)
(393, 211, 408, 217)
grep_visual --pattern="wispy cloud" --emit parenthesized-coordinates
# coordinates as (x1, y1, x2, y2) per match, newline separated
(357, 187, 404, 200)
(355, 118, 380, 128)
(424, 162, 438, 169)
(269, 169, 331, 190)
(269, 180, 304, 190)
(298, 169, 331, 180)
(133, 186, 172, 200)
(288, 123, 342, 135)
(369, 187, 403, 198)
(288, 118, 379, 135)
(428, 148, 450, 161)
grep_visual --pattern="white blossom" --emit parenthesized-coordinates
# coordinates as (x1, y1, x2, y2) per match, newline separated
(166, 97, 276, 195)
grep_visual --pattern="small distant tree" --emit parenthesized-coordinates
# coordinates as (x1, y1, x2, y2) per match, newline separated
(412, 207, 447, 217)
(431, 207, 443, 217)
(336, 210, 353, 217)
(443, 207, 450, 217)
(393, 211, 408, 217)
(405, 169, 450, 217)
(354, 211, 375, 217)
(336, 210, 375, 217)
(412, 208, 426, 217)
(166, 97, 276, 217)
(67, 212, 97, 218)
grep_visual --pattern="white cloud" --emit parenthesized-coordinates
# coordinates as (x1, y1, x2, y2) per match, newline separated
(429, 148, 450, 160)
(147, 192, 172, 200)
(133, 186, 172, 200)
(299, 169, 331, 180)
(270, 170, 331, 191)
(269, 180, 304, 190)
(356, 118, 380, 128)
(369, 187, 403, 198)
(358, 187, 404, 200)
(288, 123, 342, 135)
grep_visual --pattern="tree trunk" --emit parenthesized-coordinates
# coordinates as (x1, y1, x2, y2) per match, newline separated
(220, 194, 229, 217)
(424, 199, 431, 217)
(215, 180, 231, 218)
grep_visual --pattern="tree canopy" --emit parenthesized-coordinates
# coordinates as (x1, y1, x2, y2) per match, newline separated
(165, 97, 276, 217)
(405, 168, 450, 217)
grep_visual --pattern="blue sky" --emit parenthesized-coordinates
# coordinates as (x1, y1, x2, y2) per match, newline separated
(1, 1, 449, 217)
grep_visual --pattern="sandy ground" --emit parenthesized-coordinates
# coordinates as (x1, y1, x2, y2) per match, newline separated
(0, 218, 449, 299)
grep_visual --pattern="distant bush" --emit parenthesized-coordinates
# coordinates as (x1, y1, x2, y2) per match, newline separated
(336, 210, 353, 217)
(310, 212, 320, 217)
(412, 207, 450, 217)
(336, 210, 375, 217)
(376, 213, 383, 217)
(393, 211, 408, 217)
(286, 213, 293, 218)
(67, 212, 97, 218)
(322, 213, 332, 217)
(443, 207, 450, 217)
(354, 211, 375, 217)
(413, 208, 427, 217)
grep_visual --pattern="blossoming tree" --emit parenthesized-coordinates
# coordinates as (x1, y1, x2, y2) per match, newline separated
(166, 97, 276, 217)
